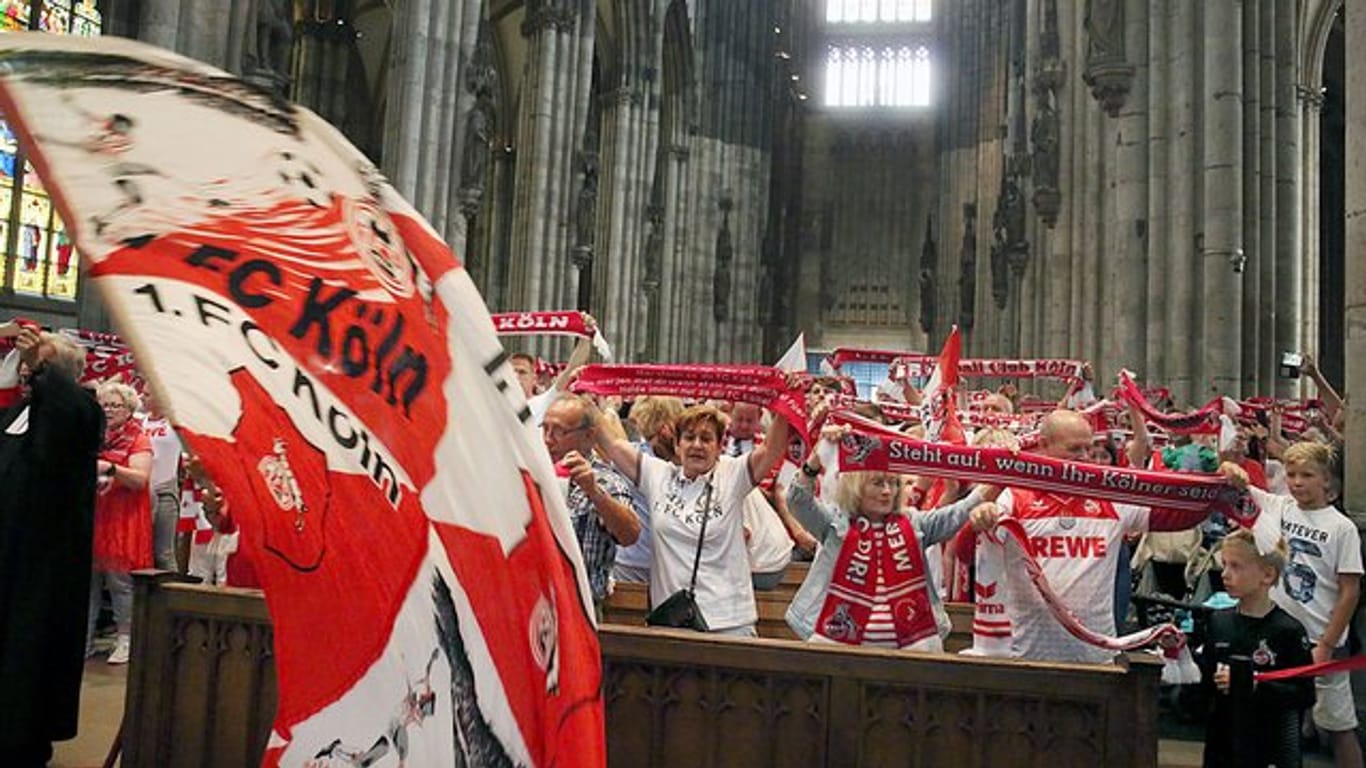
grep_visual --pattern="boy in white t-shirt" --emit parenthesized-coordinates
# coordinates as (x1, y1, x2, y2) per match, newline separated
(1222, 443, 1364, 768)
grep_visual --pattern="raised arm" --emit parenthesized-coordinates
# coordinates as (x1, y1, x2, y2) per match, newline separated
(550, 313, 599, 393)
(747, 408, 791, 486)
(1301, 355, 1343, 423)
(1125, 401, 1153, 468)
(786, 465, 840, 536)
(593, 411, 644, 486)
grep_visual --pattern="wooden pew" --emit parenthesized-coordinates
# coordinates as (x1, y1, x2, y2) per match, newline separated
(122, 572, 1159, 767)
(603, 579, 976, 651)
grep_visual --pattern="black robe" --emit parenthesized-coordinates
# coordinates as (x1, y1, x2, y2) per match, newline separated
(0, 366, 104, 747)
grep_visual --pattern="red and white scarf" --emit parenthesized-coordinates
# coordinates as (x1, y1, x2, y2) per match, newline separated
(822, 347, 915, 372)
(891, 356, 1085, 383)
(1115, 370, 1237, 435)
(832, 412, 1238, 514)
(571, 363, 812, 446)
(815, 514, 938, 648)
(490, 310, 613, 360)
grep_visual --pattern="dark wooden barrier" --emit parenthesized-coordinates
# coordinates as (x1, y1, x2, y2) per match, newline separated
(123, 572, 1161, 768)
(602, 626, 1162, 768)
(123, 572, 277, 768)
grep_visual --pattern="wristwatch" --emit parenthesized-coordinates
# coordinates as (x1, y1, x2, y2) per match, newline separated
(800, 462, 821, 478)
(104, 463, 117, 479)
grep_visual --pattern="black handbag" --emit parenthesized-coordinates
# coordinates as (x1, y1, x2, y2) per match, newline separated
(645, 479, 714, 632)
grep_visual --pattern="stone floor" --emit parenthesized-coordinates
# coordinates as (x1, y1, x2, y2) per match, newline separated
(51, 658, 125, 768)
(48, 664, 1338, 768)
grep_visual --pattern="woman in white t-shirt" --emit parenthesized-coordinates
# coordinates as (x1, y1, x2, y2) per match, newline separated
(594, 403, 793, 636)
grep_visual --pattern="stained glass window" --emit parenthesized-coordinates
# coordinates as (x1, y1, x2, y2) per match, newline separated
(0, 0, 102, 303)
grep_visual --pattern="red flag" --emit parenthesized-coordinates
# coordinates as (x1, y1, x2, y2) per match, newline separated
(0, 34, 603, 766)
(918, 326, 965, 445)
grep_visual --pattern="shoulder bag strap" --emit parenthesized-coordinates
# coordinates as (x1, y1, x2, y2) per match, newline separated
(686, 476, 716, 595)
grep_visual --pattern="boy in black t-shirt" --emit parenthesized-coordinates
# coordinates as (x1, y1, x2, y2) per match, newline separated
(1203, 528, 1316, 768)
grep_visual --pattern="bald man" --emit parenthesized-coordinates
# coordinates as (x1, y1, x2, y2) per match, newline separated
(995, 409, 1204, 663)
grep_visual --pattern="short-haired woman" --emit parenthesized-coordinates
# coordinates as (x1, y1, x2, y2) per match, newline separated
(595, 402, 793, 636)
(90, 381, 152, 664)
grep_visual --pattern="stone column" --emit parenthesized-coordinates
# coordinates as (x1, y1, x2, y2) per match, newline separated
(1164, 0, 1198, 406)
(1043, 0, 1077, 359)
(595, 69, 664, 359)
(381, 0, 484, 245)
(1101, 0, 1148, 380)
(1199, 0, 1243, 398)
(506, 0, 597, 330)
(1143, 0, 1168, 383)
(1343, 0, 1366, 523)
(1241, 0, 1264, 393)
(1298, 86, 1324, 376)
(1272, 0, 1301, 399)
(137, 0, 250, 73)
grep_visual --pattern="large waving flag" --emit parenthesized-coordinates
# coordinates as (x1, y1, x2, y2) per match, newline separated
(0, 34, 603, 766)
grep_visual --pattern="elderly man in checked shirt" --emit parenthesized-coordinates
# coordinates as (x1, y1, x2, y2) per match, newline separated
(541, 394, 644, 616)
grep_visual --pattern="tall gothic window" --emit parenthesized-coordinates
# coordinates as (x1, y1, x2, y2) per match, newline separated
(0, 0, 103, 304)
(823, 1, 933, 107)
(826, 0, 932, 24)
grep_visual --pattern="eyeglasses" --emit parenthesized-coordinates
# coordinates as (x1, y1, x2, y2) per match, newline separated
(100, 402, 129, 411)
(542, 423, 589, 440)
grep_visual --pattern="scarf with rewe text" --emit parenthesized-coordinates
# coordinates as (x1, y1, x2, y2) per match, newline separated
(815, 513, 938, 648)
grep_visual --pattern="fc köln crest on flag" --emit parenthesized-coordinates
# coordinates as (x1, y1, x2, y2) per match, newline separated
(0, 34, 604, 766)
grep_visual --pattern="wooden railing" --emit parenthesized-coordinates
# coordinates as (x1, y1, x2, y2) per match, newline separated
(122, 571, 1161, 768)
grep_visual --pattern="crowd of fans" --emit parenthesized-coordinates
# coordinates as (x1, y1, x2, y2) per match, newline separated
(0, 316, 1361, 767)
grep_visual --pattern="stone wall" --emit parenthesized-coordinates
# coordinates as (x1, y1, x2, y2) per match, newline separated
(952, 0, 1311, 408)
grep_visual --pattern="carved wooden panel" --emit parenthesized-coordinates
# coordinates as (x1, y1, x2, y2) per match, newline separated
(604, 660, 828, 768)
(125, 577, 1160, 768)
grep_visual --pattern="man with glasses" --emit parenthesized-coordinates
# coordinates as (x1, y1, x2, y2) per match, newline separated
(542, 395, 643, 616)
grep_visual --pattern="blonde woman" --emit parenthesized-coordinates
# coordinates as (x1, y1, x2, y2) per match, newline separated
(786, 446, 1000, 651)
(90, 381, 152, 664)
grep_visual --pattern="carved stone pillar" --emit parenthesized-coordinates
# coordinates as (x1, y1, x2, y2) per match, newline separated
(1100, 0, 1147, 380)
(137, 0, 251, 75)
(960, 203, 978, 330)
(1082, 0, 1133, 116)
(641, 201, 665, 361)
(919, 214, 937, 335)
(1030, 0, 1063, 227)
(381, 0, 485, 244)
(572, 139, 599, 311)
